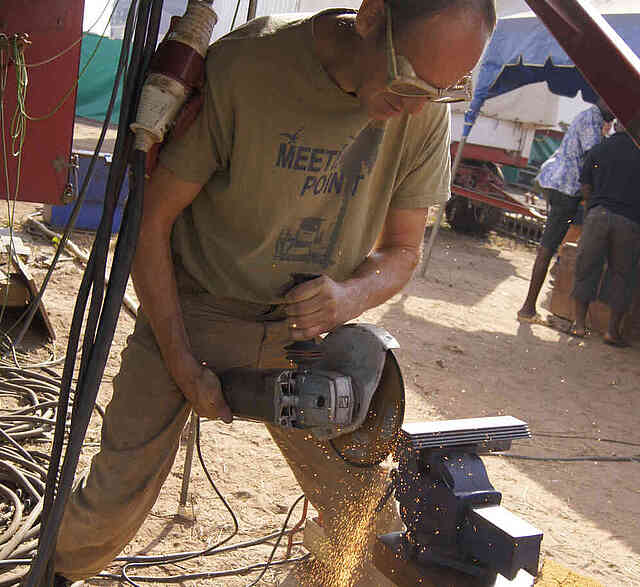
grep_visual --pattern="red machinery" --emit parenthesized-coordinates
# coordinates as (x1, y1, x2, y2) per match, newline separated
(444, 0, 640, 239)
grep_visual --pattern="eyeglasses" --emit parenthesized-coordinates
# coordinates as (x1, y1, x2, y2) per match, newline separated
(385, 4, 473, 102)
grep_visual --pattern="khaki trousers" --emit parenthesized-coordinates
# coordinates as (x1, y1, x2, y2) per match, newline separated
(54, 279, 401, 581)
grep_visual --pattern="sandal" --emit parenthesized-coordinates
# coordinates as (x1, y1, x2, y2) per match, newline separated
(569, 324, 586, 338)
(517, 312, 549, 326)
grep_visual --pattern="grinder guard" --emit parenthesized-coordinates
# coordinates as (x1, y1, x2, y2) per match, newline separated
(329, 348, 405, 467)
(315, 324, 405, 467)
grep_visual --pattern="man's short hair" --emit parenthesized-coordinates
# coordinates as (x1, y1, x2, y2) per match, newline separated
(387, 0, 497, 33)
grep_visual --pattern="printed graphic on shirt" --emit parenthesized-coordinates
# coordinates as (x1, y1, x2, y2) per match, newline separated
(273, 124, 384, 268)
(274, 128, 365, 198)
(274, 217, 336, 266)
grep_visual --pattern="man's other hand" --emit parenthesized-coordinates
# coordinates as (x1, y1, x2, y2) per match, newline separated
(284, 275, 356, 340)
(179, 363, 233, 423)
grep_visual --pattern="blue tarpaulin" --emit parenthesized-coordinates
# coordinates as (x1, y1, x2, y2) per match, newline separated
(463, 12, 640, 137)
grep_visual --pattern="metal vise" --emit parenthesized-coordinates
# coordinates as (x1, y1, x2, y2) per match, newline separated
(380, 416, 543, 584)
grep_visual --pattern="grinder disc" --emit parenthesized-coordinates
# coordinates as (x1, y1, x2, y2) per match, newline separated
(329, 350, 405, 467)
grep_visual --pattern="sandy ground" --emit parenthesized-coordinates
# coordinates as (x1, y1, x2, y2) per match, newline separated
(5, 204, 638, 586)
(3, 120, 638, 585)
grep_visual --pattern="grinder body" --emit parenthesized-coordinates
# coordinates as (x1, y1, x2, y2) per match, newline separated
(220, 368, 354, 430)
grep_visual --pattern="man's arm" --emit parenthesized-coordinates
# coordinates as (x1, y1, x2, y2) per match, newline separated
(285, 207, 428, 340)
(132, 163, 232, 422)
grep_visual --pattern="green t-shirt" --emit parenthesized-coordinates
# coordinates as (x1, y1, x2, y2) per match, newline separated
(159, 10, 451, 304)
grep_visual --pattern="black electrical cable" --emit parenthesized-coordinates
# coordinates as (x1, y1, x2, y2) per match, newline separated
(114, 530, 306, 564)
(110, 419, 308, 585)
(118, 494, 308, 585)
(26, 1, 157, 583)
(30, 0, 141, 574)
(495, 453, 640, 463)
(230, 0, 243, 31)
(120, 416, 241, 585)
(38, 0, 140, 550)
(101, 553, 311, 583)
(492, 429, 640, 463)
(0, 405, 311, 583)
(244, 494, 308, 587)
(76, 0, 149, 392)
(534, 431, 640, 448)
(0, 366, 81, 584)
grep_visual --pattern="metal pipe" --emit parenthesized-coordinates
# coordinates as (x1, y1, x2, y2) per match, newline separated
(178, 412, 198, 514)
(247, 0, 258, 22)
(420, 135, 468, 277)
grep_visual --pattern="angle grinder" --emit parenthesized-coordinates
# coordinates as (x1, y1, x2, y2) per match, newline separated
(219, 322, 405, 467)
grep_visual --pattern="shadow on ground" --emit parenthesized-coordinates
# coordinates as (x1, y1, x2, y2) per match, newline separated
(378, 292, 640, 564)
(418, 228, 529, 307)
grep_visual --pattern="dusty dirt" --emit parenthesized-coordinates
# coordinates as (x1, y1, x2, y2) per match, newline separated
(3, 120, 639, 586)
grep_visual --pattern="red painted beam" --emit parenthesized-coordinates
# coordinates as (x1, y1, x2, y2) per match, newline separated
(525, 0, 640, 145)
(451, 185, 537, 217)
(451, 142, 529, 168)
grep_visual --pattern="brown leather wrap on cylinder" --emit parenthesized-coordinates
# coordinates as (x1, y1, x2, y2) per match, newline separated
(149, 40, 205, 89)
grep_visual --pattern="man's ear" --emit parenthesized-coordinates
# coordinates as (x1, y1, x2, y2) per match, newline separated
(355, 0, 386, 38)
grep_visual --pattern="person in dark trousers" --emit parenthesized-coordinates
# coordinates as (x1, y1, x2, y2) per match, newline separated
(571, 121, 640, 346)
(517, 99, 613, 325)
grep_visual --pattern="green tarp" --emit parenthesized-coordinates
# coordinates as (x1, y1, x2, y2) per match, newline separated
(76, 33, 123, 123)
(502, 131, 563, 186)
(529, 132, 562, 167)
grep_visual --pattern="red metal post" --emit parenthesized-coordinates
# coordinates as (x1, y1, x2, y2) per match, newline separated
(1, 0, 85, 204)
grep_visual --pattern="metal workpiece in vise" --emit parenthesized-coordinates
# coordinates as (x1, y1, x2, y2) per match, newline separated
(130, 0, 217, 155)
(379, 417, 543, 584)
(219, 322, 406, 468)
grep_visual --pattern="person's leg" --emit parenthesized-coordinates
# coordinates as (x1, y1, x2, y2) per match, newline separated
(519, 190, 579, 320)
(600, 212, 640, 345)
(571, 206, 608, 336)
(573, 298, 589, 337)
(606, 308, 627, 345)
(55, 294, 267, 581)
(258, 320, 403, 585)
(54, 314, 192, 581)
(518, 245, 555, 319)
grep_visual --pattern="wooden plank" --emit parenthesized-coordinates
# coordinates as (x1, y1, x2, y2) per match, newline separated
(302, 517, 397, 587)
(373, 534, 537, 587)
(550, 242, 640, 340)
(372, 532, 482, 587)
(0, 231, 31, 257)
(0, 271, 31, 307)
(291, 518, 597, 587)
(10, 250, 56, 340)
